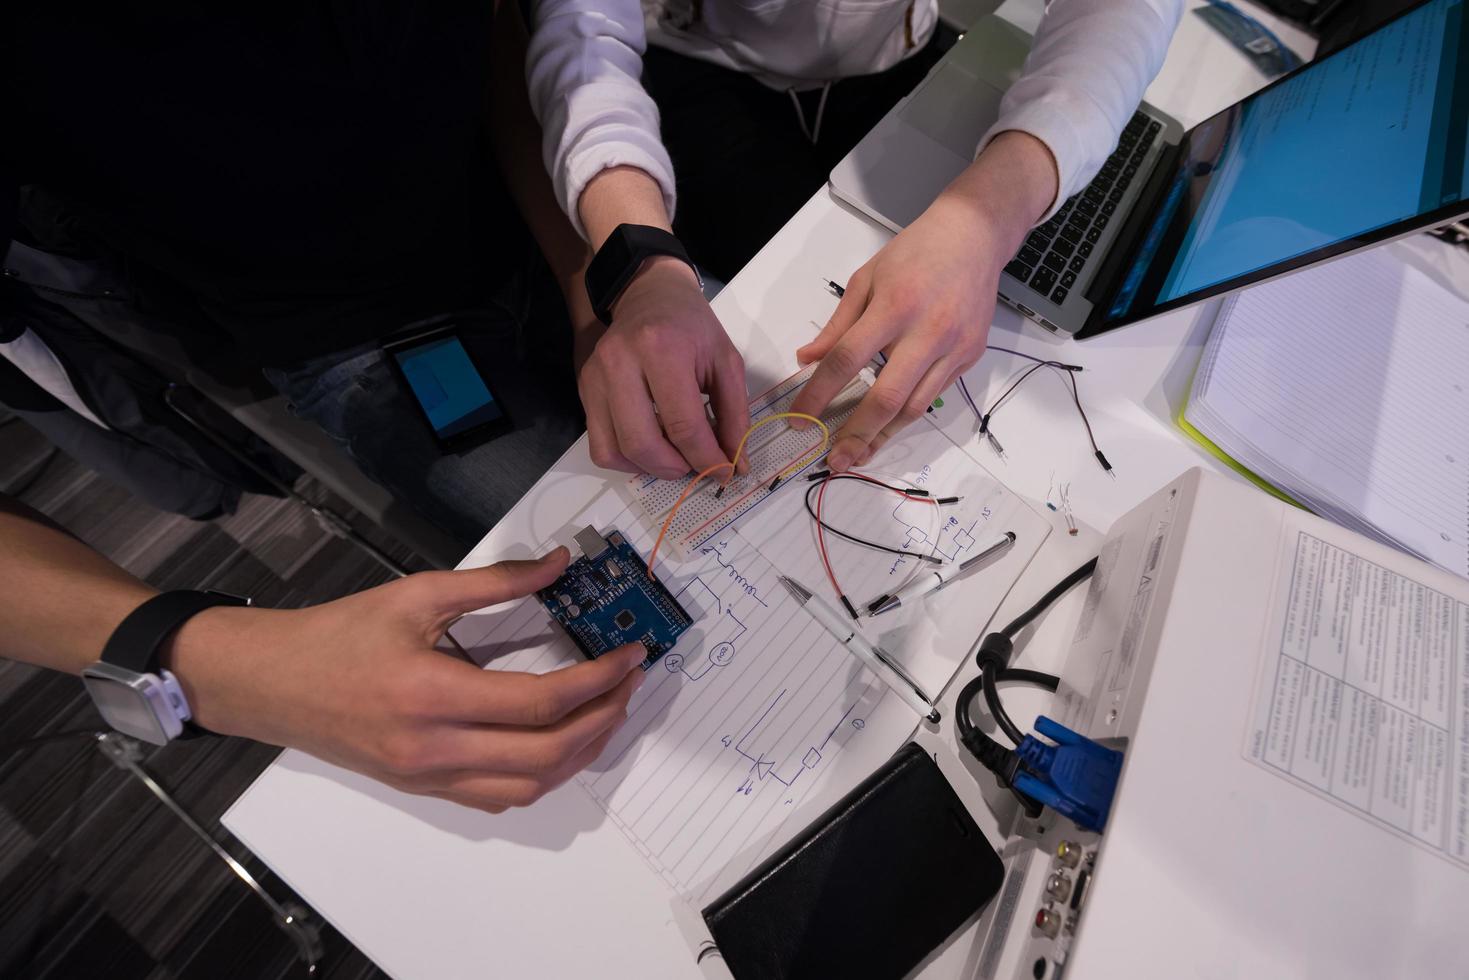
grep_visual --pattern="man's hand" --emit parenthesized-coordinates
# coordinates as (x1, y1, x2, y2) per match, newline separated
(791, 131, 1060, 470)
(577, 256, 748, 478)
(576, 166, 749, 479)
(167, 548, 647, 813)
(488, 2, 747, 478)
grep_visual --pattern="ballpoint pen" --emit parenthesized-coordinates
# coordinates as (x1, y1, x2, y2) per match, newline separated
(778, 575, 941, 723)
(869, 531, 1016, 617)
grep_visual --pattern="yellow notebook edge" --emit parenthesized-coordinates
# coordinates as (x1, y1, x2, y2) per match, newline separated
(1177, 369, 1308, 511)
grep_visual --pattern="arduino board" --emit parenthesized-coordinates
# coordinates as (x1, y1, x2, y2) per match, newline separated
(538, 526, 693, 668)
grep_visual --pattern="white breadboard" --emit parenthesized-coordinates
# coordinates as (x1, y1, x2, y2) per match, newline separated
(626, 364, 872, 560)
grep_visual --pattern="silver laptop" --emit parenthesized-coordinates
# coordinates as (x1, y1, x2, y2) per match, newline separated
(829, 0, 1469, 338)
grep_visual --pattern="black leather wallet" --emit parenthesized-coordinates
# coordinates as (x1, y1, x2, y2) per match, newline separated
(701, 742, 1005, 980)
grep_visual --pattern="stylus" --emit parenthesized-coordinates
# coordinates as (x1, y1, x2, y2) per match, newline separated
(869, 532, 1016, 617)
(779, 575, 941, 723)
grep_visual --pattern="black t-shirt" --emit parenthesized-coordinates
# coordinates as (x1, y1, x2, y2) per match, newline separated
(6, 5, 521, 363)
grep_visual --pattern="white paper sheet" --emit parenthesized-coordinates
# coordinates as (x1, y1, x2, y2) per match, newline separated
(1246, 528, 1469, 870)
(450, 417, 1050, 905)
(1188, 248, 1469, 577)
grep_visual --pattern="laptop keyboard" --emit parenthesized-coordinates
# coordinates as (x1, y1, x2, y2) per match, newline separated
(1003, 111, 1163, 307)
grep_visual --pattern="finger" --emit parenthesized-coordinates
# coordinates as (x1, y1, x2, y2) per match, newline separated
(789, 283, 873, 433)
(645, 357, 733, 474)
(824, 335, 935, 471)
(797, 267, 869, 367)
(406, 548, 572, 631)
(582, 379, 635, 473)
(708, 347, 752, 472)
(420, 664, 642, 775)
(789, 305, 897, 432)
(435, 642, 646, 726)
(858, 360, 967, 469)
(854, 436, 885, 468)
(604, 360, 689, 479)
(431, 722, 623, 811)
(862, 355, 962, 466)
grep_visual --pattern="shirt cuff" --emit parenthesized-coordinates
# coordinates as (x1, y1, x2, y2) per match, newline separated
(558, 137, 678, 242)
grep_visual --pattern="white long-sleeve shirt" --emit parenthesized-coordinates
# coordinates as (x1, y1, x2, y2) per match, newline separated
(526, 0, 1183, 236)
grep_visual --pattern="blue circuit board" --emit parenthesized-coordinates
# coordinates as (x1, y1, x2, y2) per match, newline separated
(538, 528, 692, 668)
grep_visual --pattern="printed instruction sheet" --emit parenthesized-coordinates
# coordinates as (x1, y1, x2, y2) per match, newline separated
(1247, 530, 1469, 868)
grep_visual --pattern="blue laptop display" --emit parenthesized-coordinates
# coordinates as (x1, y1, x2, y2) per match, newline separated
(1105, 0, 1468, 326)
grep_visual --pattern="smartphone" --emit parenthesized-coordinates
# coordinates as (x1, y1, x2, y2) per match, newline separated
(382, 325, 512, 451)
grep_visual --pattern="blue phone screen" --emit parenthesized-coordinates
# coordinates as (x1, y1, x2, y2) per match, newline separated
(392, 335, 503, 440)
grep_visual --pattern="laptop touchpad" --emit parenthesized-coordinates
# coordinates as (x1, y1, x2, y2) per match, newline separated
(898, 63, 1004, 160)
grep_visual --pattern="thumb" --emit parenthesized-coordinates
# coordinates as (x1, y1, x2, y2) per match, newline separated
(411, 547, 571, 631)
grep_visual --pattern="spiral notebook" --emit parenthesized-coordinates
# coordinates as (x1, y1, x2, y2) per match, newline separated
(1182, 246, 1469, 579)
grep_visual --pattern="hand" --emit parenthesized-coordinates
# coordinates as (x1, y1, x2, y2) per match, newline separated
(577, 257, 750, 478)
(166, 548, 648, 813)
(791, 131, 1059, 470)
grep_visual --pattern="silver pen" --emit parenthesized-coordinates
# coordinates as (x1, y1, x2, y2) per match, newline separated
(869, 531, 1016, 616)
(779, 575, 941, 723)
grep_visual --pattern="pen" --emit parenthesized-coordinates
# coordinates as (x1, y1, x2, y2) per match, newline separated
(778, 575, 941, 723)
(869, 532, 1016, 617)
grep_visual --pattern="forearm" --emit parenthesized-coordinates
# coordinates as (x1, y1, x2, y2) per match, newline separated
(980, 0, 1182, 217)
(0, 494, 276, 737)
(525, 0, 675, 240)
(577, 165, 673, 249)
(940, 130, 1059, 264)
(0, 495, 155, 674)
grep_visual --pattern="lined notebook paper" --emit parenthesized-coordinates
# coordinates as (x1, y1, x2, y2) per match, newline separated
(1185, 247, 1469, 578)
(449, 419, 1050, 904)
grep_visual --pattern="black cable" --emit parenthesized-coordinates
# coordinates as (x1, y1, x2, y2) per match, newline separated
(958, 666, 1061, 755)
(982, 662, 1061, 745)
(980, 664, 1021, 743)
(954, 671, 1042, 816)
(954, 675, 1008, 767)
(802, 474, 945, 564)
(996, 667, 1061, 689)
(954, 557, 1097, 812)
(971, 352, 1114, 472)
(981, 361, 1051, 425)
(999, 556, 1098, 640)
(985, 345, 1084, 372)
(1062, 369, 1112, 472)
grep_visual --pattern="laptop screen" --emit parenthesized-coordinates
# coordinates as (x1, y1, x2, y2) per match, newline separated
(1104, 0, 1467, 325)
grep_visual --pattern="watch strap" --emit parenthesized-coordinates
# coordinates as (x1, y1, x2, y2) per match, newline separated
(585, 224, 699, 325)
(101, 590, 248, 738)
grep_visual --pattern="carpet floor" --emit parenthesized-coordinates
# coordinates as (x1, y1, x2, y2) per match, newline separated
(0, 409, 430, 979)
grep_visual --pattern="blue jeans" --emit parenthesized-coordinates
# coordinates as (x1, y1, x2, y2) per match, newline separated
(263, 269, 585, 549)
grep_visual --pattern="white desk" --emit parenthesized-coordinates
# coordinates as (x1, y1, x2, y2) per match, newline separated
(223, 4, 1320, 976)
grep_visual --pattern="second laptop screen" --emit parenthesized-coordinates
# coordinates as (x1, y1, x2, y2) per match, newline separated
(1109, 0, 1467, 321)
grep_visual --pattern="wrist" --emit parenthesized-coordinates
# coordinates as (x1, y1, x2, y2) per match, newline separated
(940, 130, 1060, 257)
(588, 224, 701, 325)
(562, 270, 600, 329)
(578, 166, 674, 249)
(609, 255, 702, 320)
(636, 254, 701, 289)
(66, 585, 158, 675)
(160, 605, 281, 738)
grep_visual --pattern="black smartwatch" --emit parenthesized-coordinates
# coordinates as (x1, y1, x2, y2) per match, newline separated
(585, 223, 700, 325)
(81, 590, 250, 745)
